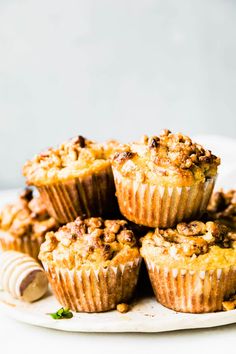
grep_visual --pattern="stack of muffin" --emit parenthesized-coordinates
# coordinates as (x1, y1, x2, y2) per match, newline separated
(1, 130, 236, 314)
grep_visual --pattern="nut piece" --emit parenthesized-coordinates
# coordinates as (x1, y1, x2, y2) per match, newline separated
(148, 136, 160, 149)
(152, 220, 232, 258)
(113, 151, 135, 163)
(72, 135, 86, 148)
(222, 300, 236, 311)
(117, 230, 136, 245)
(39, 217, 138, 266)
(222, 294, 236, 311)
(160, 129, 171, 136)
(176, 221, 206, 236)
(104, 220, 121, 233)
(116, 303, 130, 313)
(103, 231, 116, 243)
(19, 188, 33, 201)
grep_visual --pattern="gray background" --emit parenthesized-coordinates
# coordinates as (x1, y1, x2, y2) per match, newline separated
(0, 0, 236, 188)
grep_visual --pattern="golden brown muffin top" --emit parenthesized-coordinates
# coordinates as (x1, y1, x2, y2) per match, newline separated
(207, 189, 236, 231)
(141, 220, 236, 258)
(112, 130, 220, 186)
(141, 220, 236, 270)
(39, 217, 140, 269)
(23, 136, 120, 185)
(0, 189, 58, 240)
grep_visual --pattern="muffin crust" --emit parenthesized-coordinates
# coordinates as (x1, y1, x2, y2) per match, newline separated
(112, 130, 220, 186)
(23, 136, 120, 185)
(141, 220, 236, 269)
(39, 217, 140, 269)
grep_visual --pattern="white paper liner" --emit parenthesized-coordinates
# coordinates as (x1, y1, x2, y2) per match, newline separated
(145, 259, 236, 313)
(113, 168, 216, 227)
(38, 165, 117, 224)
(43, 258, 142, 312)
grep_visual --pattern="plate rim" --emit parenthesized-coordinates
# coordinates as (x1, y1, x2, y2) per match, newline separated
(1, 292, 236, 333)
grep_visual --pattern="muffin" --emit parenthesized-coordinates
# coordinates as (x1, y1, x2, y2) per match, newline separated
(0, 188, 58, 259)
(112, 130, 220, 228)
(208, 189, 236, 230)
(23, 136, 120, 224)
(141, 220, 236, 313)
(39, 217, 142, 312)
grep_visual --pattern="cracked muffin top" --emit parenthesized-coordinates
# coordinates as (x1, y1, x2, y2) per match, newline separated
(207, 189, 236, 231)
(0, 189, 58, 240)
(141, 220, 236, 269)
(112, 130, 220, 186)
(39, 217, 140, 269)
(23, 136, 120, 185)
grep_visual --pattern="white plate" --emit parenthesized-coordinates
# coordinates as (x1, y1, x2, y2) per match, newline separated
(0, 135, 236, 333)
(1, 289, 236, 333)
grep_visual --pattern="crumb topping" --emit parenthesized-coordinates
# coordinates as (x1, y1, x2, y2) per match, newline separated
(0, 189, 58, 239)
(112, 130, 220, 186)
(39, 217, 140, 269)
(23, 136, 121, 185)
(141, 221, 236, 259)
(208, 189, 236, 230)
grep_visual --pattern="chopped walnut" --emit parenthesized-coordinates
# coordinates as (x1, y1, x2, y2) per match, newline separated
(205, 221, 228, 239)
(89, 228, 104, 239)
(177, 221, 206, 236)
(86, 217, 103, 228)
(23, 136, 120, 184)
(72, 135, 86, 148)
(102, 244, 113, 260)
(113, 151, 135, 163)
(160, 129, 171, 136)
(104, 230, 116, 243)
(222, 294, 236, 311)
(104, 220, 121, 233)
(222, 301, 236, 311)
(116, 303, 130, 313)
(112, 130, 220, 184)
(117, 230, 136, 246)
(39, 217, 138, 266)
(19, 188, 33, 202)
(148, 220, 233, 258)
(148, 136, 160, 149)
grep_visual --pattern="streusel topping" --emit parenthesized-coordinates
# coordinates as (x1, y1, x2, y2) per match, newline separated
(23, 136, 120, 185)
(112, 130, 220, 186)
(141, 220, 236, 269)
(141, 221, 236, 258)
(0, 189, 58, 239)
(39, 217, 140, 269)
(207, 189, 236, 230)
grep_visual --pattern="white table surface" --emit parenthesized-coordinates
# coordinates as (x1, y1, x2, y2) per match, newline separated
(1, 135, 236, 353)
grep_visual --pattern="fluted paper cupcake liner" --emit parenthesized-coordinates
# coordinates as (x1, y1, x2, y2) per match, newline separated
(0, 232, 44, 260)
(37, 165, 118, 224)
(145, 259, 236, 313)
(42, 258, 142, 312)
(112, 169, 216, 228)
